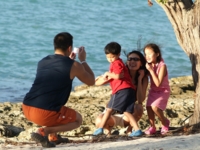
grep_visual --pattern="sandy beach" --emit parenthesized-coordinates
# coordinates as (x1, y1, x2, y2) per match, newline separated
(2, 133, 200, 150)
(0, 76, 197, 150)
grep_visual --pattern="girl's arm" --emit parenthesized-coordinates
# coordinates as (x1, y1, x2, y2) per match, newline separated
(146, 63, 167, 87)
(137, 70, 148, 104)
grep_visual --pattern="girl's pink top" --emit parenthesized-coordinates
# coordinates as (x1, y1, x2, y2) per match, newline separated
(149, 60, 170, 92)
(147, 59, 170, 110)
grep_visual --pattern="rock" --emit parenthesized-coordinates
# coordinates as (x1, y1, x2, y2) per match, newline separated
(0, 75, 195, 143)
(0, 124, 24, 137)
(170, 86, 183, 95)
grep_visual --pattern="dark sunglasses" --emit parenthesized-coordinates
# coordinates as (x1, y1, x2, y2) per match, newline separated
(127, 57, 140, 61)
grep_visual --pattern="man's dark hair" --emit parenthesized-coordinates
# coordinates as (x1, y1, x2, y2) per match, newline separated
(104, 42, 121, 55)
(54, 32, 73, 52)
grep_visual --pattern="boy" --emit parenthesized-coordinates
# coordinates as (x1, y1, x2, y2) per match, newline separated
(93, 42, 142, 137)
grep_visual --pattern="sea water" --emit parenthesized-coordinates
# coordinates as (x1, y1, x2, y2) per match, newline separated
(0, 0, 191, 102)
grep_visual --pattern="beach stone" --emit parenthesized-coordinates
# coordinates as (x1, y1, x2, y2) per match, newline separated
(0, 124, 24, 137)
(18, 127, 38, 141)
(170, 86, 183, 95)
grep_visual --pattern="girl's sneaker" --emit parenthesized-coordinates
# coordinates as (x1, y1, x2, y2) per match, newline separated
(144, 127, 156, 135)
(161, 119, 170, 135)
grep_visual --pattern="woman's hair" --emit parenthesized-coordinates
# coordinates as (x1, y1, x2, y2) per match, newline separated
(125, 50, 148, 85)
(143, 43, 162, 63)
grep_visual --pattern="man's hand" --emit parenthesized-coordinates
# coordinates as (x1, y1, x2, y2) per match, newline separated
(145, 63, 153, 71)
(69, 52, 76, 60)
(138, 69, 145, 80)
(78, 46, 86, 62)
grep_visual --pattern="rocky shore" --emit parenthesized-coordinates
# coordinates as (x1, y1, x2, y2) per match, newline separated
(0, 76, 195, 146)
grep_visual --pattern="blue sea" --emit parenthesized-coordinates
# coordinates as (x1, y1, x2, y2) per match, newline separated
(0, 0, 191, 103)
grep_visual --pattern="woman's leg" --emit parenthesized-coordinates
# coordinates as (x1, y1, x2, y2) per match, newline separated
(124, 112, 143, 137)
(133, 104, 144, 122)
(95, 113, 115, 135)
(98, 108, 112, 128)
(123, 115, 132, 134)
(95, 114, 104, 128)
(124, 104, 143, 134)
(93, 108, 113, 135)
(123, 112, 139, 131)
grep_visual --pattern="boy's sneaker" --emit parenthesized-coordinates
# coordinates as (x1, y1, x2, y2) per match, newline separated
(31, 132, 55, 148)
(161, 119, 170, 135)
(48, 134, 69, 145)
(93, 128, 104, 136)
(144, 127, 156, 135)
(129, 130, 143, 137)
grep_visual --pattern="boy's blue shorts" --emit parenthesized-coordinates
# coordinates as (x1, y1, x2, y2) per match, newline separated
(107, 88, 136, 113)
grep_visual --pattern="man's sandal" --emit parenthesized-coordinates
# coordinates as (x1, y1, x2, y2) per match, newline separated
(31, 132, 55, 148)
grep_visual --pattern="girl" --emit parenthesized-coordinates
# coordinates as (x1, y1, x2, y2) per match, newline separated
(144, 43, 170, 135)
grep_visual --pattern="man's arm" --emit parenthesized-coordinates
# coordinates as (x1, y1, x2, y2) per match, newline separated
(71, 61, 95, 86)
(70, 47, 95, 86)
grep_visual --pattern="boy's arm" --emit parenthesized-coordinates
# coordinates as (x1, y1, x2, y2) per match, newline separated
(95, 76, 110, 86)
(95, 70, 124, 85)
(103, 71, 123, 80)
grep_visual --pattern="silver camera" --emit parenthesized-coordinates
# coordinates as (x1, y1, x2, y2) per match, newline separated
(73, 47, 79, 54)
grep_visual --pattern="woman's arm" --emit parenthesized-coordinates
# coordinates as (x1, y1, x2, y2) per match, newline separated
(137, 70, 148, 104)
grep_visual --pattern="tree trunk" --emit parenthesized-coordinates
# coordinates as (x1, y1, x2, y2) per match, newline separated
(156, 0, 200, 127)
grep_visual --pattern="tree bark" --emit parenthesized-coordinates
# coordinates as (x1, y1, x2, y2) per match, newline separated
(156, 0, 200, 127)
